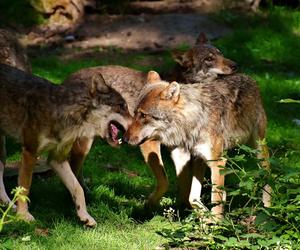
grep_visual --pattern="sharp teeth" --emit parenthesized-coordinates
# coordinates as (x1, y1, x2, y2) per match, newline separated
(118, 139, 122, 144)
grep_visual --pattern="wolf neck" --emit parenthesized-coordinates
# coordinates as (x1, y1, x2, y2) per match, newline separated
(51, 84, 92, 125)
(159, 84, 208, 150)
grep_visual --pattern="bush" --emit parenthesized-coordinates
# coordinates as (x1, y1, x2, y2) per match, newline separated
(158, 145, 300, 249)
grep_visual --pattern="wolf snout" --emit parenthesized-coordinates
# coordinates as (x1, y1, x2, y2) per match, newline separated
(123, 133, 130, 144)
(123, 132, 140, 145)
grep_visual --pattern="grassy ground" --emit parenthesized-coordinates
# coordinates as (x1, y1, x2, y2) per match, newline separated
(1, 7, 300, 250)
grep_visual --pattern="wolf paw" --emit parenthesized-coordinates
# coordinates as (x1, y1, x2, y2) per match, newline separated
(17, 211, 35, 222)
(78, 212, 97, 227)
(190, 199, 209, 212)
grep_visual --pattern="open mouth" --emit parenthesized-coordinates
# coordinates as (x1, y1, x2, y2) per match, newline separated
(108, 120, 125, 146)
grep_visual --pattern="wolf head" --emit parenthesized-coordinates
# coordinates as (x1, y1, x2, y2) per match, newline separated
(172, 33, 237, 82)
(67, 73, 132, 147)
(124, 71, 182, 146)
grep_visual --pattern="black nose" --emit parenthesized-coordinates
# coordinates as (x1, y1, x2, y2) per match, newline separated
(123, 133, 129, 143)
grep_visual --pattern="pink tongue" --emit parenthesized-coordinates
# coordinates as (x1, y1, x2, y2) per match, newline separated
(110, 123, 119, 142)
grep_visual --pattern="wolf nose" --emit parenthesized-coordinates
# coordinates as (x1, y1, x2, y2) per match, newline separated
(123, 133, 129, 144)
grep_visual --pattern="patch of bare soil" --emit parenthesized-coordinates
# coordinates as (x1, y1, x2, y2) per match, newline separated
(23, 0, 230, 51)
(71, 13, 231, 50)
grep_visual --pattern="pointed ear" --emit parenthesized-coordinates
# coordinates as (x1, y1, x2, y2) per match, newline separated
(172, 50, 192, 68)
(147, 70, 161, 84)
(195, 32, 208, 45)
(90, 73, 110, 96)
(160, 81, 180, 101)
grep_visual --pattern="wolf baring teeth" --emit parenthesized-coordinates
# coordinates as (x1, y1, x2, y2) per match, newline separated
(124, 70, 272, 220)
(0, 64, 129, 226)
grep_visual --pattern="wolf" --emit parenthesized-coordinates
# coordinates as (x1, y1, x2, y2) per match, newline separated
(169, 33, 237, 83)
(124, 71, 272, 220)
(0, 29, 32, 207)
(0, 63, 129, 226)
(62, 35, 238, 209)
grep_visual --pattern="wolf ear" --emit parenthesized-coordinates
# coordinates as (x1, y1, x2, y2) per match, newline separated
(172, 50, 192, 67)
(90, 73, 110, 96)
(195, 32, 208, 45)
(160, 81, 180, 101)
(147, 70, 161, 84)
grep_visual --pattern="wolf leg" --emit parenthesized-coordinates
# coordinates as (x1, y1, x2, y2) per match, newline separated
(256, 140, 272, 207)
(208, 158, 226, 220)
(188, 157, 208, 211)
(0, 135, 14, 206)
(140, 140, 168, 207)
(17, 148, 37, 221)
(50, 160, 96, 227)
(171, 147, 192, 207)
(70, 137, 93, 192)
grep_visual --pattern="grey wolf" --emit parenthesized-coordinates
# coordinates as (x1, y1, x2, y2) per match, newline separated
(124, 71, 272, 220)
(169, 33, 237, 83)
(0, 63, 128, 226)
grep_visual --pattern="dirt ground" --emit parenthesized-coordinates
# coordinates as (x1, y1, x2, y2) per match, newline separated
(22, 2, 233, 51)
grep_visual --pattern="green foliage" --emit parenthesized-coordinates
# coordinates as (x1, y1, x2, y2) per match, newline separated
(0, 0, 44, 27)
(158, 146, 300, 249)
(0, 187, 28, 232)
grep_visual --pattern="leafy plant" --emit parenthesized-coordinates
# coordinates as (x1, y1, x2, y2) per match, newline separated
(0, 186, 29, 232)
(158, 145, 300, 249)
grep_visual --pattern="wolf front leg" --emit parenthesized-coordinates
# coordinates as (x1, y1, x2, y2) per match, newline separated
(50, 160, 96, 227)
(140, 140, 168, 207)
(17, 148, 37, 221)
(188, 157, 207, 211)
(171, 147, 191, 205)
(69, 137, 94, 192)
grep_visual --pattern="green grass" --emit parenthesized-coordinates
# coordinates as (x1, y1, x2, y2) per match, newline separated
(1, 6, 300, 250)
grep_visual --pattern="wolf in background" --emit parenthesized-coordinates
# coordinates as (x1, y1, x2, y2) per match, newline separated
(124, 71, 272, 219)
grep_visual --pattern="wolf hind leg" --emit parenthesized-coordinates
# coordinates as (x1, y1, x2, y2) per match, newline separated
(140, 140, 168, 207)
(50, 159, 96, 227)
(252, 139, 272, 207)
(0, 135, 14, 206)
(208, 158, 226, 220)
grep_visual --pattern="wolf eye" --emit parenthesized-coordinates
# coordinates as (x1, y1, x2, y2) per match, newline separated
(120, 103, 127, 111)
(206, 56, 213, 62)
(140, 112, 147, 119)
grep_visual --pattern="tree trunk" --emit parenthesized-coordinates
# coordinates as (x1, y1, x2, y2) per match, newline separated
(29, 0, 95, 34)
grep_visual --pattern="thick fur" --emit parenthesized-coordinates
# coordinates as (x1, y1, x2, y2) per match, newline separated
(43, 33, 241, 212)
(124, 71, 272, 220)
(62, 34, 239, 209)
(64, 66, 173, 207)
(0, 63, 128, 226)
(169, 33, 236, 83)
